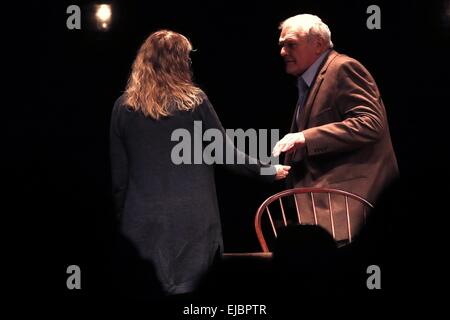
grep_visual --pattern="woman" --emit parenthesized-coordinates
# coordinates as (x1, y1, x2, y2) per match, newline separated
(110, 30, 289, 296)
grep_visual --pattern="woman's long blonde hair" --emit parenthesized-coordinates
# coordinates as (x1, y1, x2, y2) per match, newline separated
(125, 30, 204, 119)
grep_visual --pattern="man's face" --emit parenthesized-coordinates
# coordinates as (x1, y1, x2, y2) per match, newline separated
(279, 25, 321, 76)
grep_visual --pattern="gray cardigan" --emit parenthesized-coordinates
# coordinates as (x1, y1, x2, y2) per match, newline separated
(110, 95, 274, 294)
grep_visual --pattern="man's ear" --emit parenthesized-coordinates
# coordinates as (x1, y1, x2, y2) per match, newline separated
(315, 38, 326, 54)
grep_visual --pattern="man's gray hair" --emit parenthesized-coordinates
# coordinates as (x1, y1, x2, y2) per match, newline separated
(279, 14, 334, 49)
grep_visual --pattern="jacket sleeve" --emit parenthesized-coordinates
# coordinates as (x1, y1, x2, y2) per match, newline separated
(303, 59, 386, 156)
(196, 98, 276, 182)
(109, 98, 129, 219)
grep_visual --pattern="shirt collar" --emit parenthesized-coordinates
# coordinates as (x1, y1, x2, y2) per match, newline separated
(299, 49, 331, 88)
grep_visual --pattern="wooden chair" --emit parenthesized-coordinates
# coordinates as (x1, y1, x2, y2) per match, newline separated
(255, 187, 374, 252)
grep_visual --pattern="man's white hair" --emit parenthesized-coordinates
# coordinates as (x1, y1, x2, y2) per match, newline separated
(280, 14, 334, 49)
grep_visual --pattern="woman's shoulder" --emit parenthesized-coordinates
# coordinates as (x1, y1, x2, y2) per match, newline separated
(113, 94, 128, 109)
(193, 94, 215, 114)
(112, 94, 135, 115)
(190, 94, 224, 129)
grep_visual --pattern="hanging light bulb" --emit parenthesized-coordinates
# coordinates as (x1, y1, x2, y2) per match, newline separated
(95, 4, 112, 30)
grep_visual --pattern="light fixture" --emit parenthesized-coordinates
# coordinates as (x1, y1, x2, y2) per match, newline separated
(95, 4, 112, 30)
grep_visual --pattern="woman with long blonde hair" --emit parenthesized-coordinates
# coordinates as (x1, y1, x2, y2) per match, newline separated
(125, 30, 204, 119)
(110, 30, 289, 297)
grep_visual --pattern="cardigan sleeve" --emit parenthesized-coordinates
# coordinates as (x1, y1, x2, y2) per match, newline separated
(195, 98, 276, 182)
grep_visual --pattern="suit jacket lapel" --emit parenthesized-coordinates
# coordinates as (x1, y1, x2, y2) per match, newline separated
(298, 50, 339, 131)
(285, 50, 339, 165)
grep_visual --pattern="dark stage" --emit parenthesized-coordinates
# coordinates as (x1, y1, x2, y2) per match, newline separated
(9, 0, 450, 314)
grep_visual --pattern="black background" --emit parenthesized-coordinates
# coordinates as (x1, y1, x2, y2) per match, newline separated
(9, 0, 450, 310)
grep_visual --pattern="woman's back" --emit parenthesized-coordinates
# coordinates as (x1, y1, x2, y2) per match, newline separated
(110, 96, 224, 295)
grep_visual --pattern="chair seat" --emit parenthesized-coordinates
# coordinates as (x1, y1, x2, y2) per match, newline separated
(222, 252, 273, 259)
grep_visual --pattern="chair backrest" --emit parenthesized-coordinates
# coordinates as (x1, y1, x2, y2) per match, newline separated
(255, 188, 374, 252)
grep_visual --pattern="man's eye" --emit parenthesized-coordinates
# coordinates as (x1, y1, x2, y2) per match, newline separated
(287, 43, 297, 48)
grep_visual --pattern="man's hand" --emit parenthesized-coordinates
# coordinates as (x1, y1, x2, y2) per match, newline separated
(274, 165, 291, 180)
(272, 132, 306, 157)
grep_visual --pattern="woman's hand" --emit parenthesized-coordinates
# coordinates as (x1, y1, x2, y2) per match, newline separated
(274, 165, 291, 180)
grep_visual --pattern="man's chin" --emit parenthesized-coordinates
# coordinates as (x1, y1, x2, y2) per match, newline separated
(285, 67, 299, 76)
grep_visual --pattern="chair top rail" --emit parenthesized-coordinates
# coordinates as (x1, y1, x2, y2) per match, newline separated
(254, 187, 374, 253)
(256, 187, 373, 215)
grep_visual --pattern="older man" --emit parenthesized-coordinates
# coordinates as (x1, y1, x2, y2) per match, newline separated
(272, 14, 399, 242)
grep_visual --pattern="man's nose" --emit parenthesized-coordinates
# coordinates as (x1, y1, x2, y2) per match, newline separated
(280, 47, 287, 57)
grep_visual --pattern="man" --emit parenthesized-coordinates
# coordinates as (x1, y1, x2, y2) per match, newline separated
(272, 14, 399, 242)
